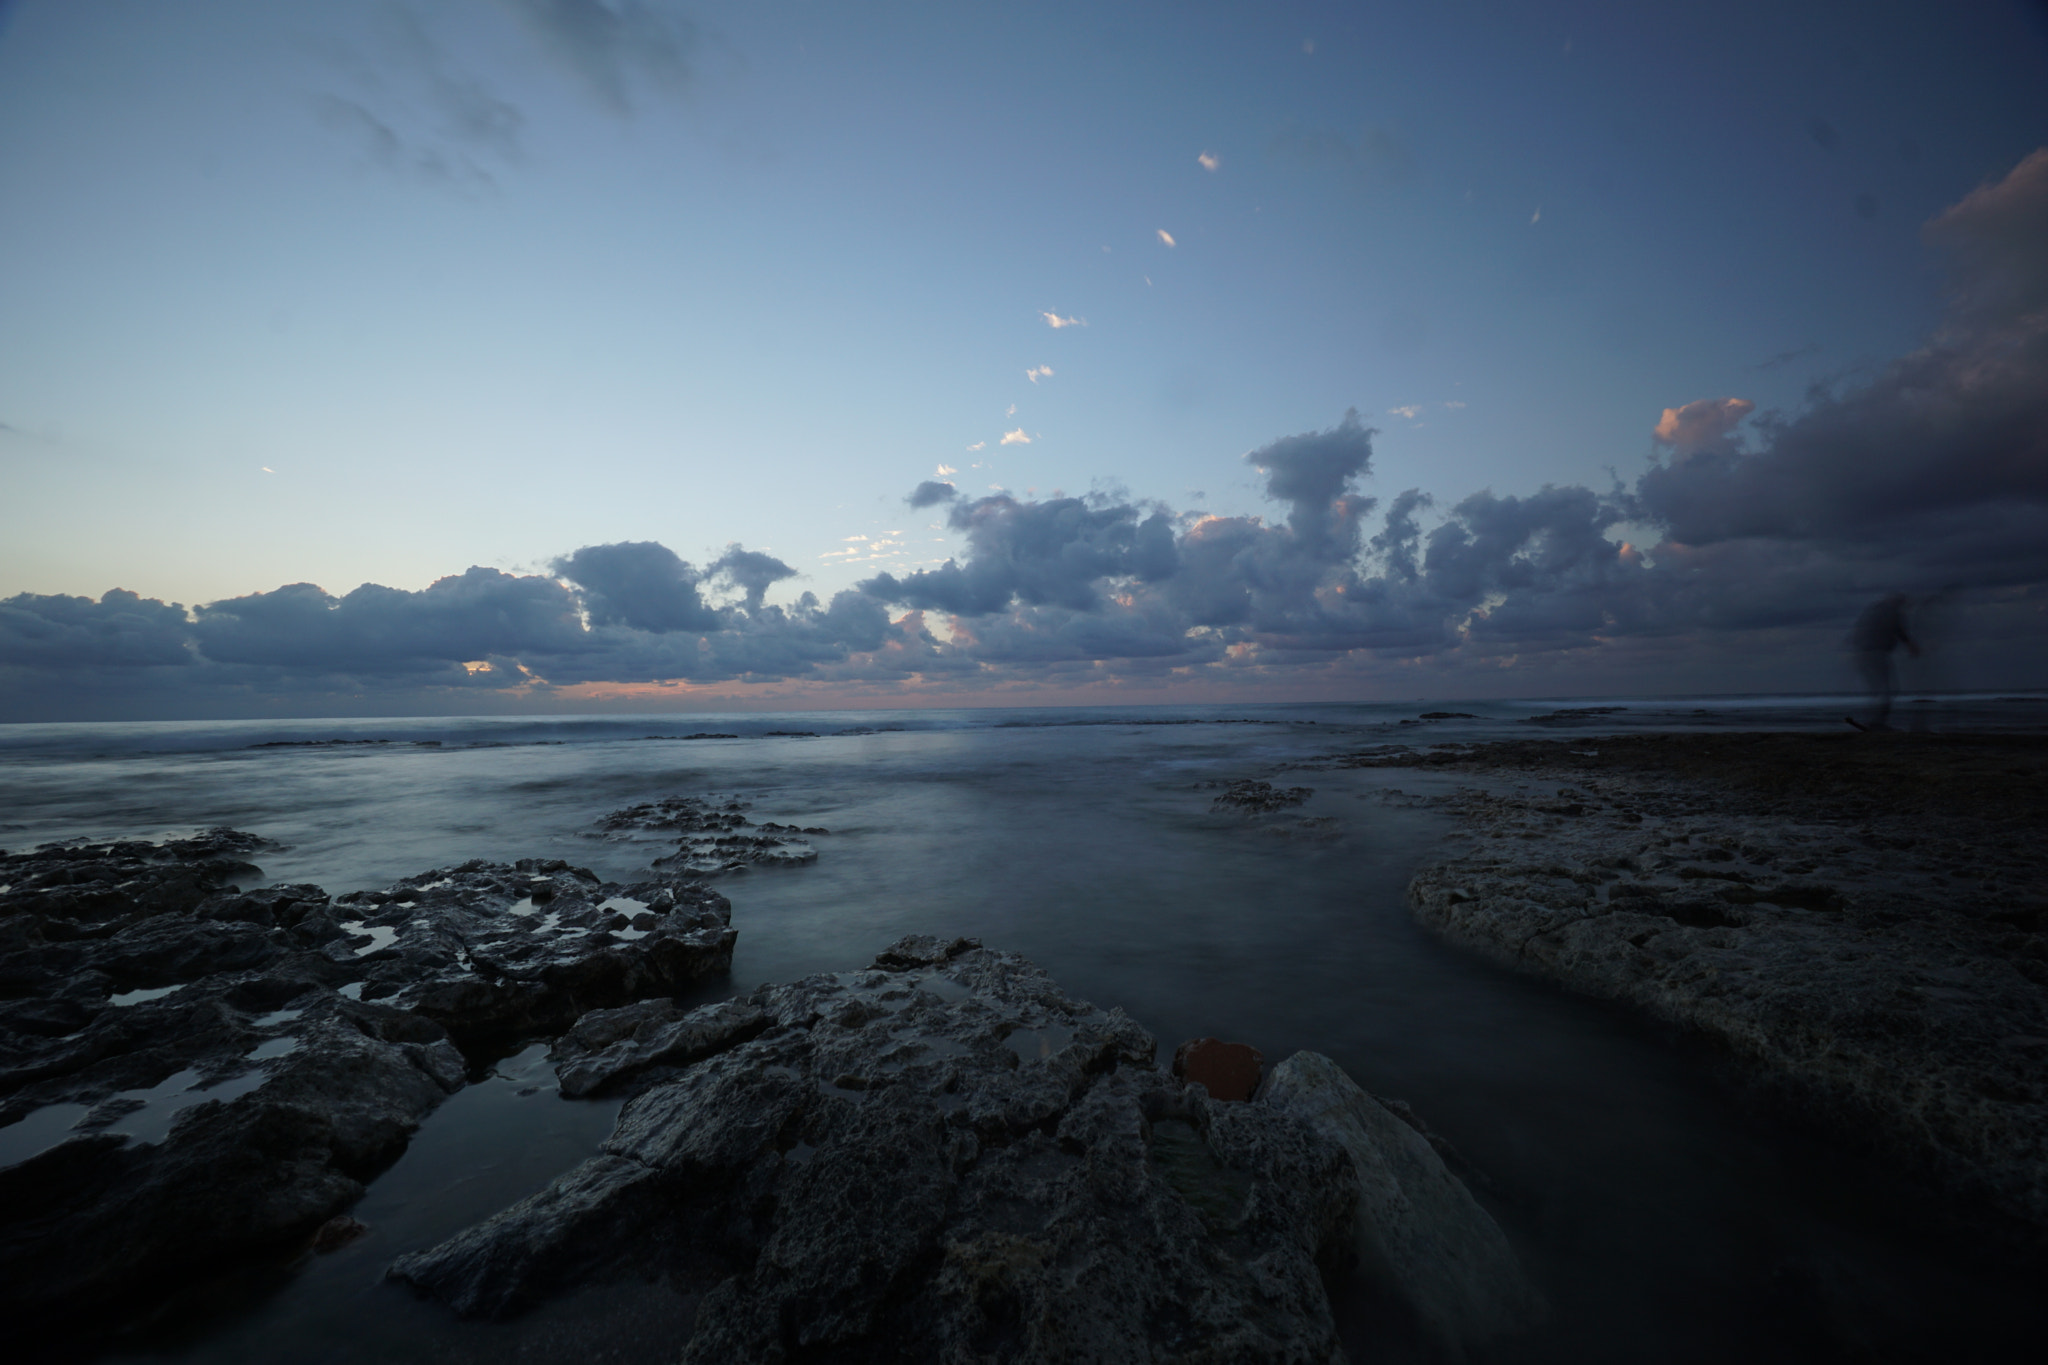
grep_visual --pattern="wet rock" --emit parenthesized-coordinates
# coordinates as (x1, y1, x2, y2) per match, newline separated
(1172, 1036, 1264, 1101)
(333, 858, 736, 1047)
(1351, 734, 2048, 1237)
(1211, 780, 1315, 814)
(394, 941, 1504, 1361)
(311, 1214, 370, 1253)
(550, 996, 769, 1099)
(0, 833, 736, 1338)
(594, 795, 824, 875)
(1265, 1051, 1543, 1352)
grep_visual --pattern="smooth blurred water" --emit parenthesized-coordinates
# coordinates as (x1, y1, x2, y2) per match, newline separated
(3, 697, 2043, 1363)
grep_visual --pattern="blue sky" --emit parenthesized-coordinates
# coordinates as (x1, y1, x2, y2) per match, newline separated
(3, 0, 2046, 716)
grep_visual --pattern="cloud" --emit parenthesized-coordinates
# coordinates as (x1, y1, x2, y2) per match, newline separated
(1000, 429, 1032, 446)
(1041, 312, 1087, 329)
(1157, 229, 1176, 248)
(553, 541, 721, 632)
(1388, 405, 1422, 419)
(13, 153, 2048, 716)
(1650, 397, 1755, 458)
(497, 0, 696, 113)
(1442, 401, 1466, 410)
(936, 463, 958, 476)
(708, 545, 797, 612)
(1026, 365, 1053, 383)
(1752, 344, 1821, 372)
(1198, 151, 1219, 172)
(0, 590, 196, 669)
(314, 95, 500, 190)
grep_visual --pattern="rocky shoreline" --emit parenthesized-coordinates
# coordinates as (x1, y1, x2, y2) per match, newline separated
(0, 829, 736, 1339)
(0, 808, 1540, 1359)
(1309, 730, 2048, 1240)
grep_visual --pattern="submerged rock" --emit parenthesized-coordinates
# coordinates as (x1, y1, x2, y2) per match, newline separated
(392, 938, 1537, 1361)
(0, 832, 735, 1335)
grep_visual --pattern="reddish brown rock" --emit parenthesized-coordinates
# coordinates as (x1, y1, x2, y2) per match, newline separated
(1171, 1037, 1265, 1102)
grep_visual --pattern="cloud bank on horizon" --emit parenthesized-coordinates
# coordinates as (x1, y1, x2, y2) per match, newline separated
(5, 149, 2046, 719)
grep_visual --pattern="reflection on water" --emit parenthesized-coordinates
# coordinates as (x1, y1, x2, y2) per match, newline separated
(1, 701, 2039, 1362)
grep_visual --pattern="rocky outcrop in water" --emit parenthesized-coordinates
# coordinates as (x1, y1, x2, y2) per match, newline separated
(1210, 779, 1315, 814)
(594, 795, 828, 875)
(0, 831, 735, 1334)
(1326, 732, 2048, 1239)
(392, 937, 1540, 1361)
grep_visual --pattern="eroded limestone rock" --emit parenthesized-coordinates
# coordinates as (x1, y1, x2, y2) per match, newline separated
(1266, 1051, 1544, 1353)
(1321, 734, 2048, 1237)
(0, 832, 735, 1332)
(393, 939, 1537, 1363)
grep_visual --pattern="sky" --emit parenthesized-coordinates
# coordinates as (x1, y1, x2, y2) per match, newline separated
(2, 0, 2046, 719)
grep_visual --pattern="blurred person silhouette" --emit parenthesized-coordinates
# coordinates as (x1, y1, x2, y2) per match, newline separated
(1899, 587, 1959, 732)
(1846, 592, 1919, 732)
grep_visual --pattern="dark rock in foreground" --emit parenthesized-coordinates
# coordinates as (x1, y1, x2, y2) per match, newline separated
(392, 937, 1539, 1361)
(0, 831, 735, 1334)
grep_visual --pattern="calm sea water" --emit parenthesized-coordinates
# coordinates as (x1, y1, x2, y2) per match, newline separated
(3, 695, 2044, 1363)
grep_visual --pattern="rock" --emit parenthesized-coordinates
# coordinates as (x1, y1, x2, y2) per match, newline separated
(550, 996, 769, 1099)
(592, 795, 824, 875)
(1171, 1036, 1264, 1101)
(1211, 780, 1314, 814)
(0, 830, 738, 1339)
(1264, 1051, 1544, 1352)
(333, 858, 736, 1047)
(392, 941, 1505, 1362)
(311, 1214, 370, 1253)
(1339, 732, 2048, 1238)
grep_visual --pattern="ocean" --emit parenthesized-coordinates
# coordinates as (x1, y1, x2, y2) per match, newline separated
(4, 694, 2044, 1363)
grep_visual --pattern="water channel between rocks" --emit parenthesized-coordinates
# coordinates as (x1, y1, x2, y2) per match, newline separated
(1, 705, 2037, 1363)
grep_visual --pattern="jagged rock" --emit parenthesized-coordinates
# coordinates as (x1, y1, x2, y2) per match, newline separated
(391, 940, 1534, 1362)
(1265, 1051, 1544, 1353)
(593, 795, 825, 875)
(1211, 780, 1314, 814)
(331, 858, 736, 1046)
(0, 833, 737, 1337)
(550, 996, 769, 1098)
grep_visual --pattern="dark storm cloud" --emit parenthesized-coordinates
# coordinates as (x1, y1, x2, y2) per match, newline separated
(906, 480, 958, 508)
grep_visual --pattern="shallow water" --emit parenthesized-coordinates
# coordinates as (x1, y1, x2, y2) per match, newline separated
(3, 698, 2044, 1362)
